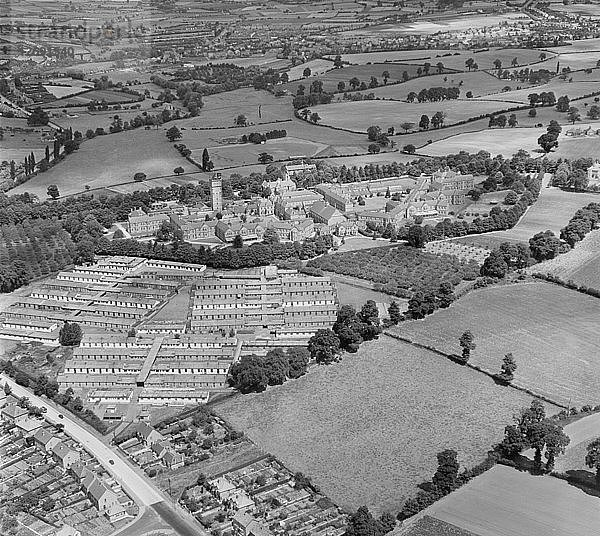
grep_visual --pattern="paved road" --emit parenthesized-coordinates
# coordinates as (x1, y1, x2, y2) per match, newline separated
(1, 374, 206, 536)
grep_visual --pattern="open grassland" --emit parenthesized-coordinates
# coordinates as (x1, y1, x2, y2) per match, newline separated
(434, 47, 553, 71)
(551, 135, 600, 159)
(421, 127, 545, 158)
(367, 71, 510, 100)
(312, 99, 506, 133)
(554, 411, 600, 474)
(198, 89, 293, 127)
(10, 129, 197, 198)
(44, 89, 141, 108)
(287, 59, 334, 80)
(406, 465, 600, 536)
(530, 229, 600, 289)
(395, 282, 600, 406)
(215, 337, 540, 514)
(331, 50, 457, 64)
(488, 187, 599, 242)
(476, 78, 600, 104)
(283, 63, 429, 95)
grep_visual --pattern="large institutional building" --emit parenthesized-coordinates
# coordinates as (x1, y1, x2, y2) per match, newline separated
(0, 257, 338, 411)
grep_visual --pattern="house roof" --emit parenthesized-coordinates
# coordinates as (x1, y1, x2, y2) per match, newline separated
(52, 442, 79, 462)
(88, 478, 115, 502)
(163, 450, 184, 465)
(2, 404, 28, 418)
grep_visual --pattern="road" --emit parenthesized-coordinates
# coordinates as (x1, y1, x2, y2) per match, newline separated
(1, 374, 206, 536)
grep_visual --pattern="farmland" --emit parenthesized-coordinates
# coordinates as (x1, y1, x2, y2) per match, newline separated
(215, 337, 542, 514)
(283, 63, 434, 95)
(10, 129, 198, 198)
(395, 282, 600, 406)
(530, 229, 600, 289)
(307, 244, 480, 298)
(367, 71, 510, 100)
(311, 99, 507, 133)
(474, 78, 600, 104)
(403, 465, 600, 536)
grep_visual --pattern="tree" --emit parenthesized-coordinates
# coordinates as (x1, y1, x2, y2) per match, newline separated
(432, 449, 459, 493)
(498, 352, 517, 382)
(504, 191, 518, 205)
(59, 321, 83, 346)
(508, 114, 518, 128)
(333, 55, 343, 68)
(360, 300, 380, 327)
(544, 424, 570, 470)
(233, 234, 244, 248)
(134, 172, 147, 182)
(528, 108, 537, 118)
(480, 250, 508, 278)
(258, 152, 274, 164)
(303, 67, 312, 78)
(567, 106, 581, 124)
(165, 126, 182, 142)
(309, 112, 321, 123)
(419, 114, 430, 130)
(368, 144, 381, 154)
(287, 347, 310, 379)
(47, 185, 60, 199)
(174, 166, 184, 175)
(367, 125, 382, 142)
(235, 114, 247, 126)
(308, 329, 340, 364)
(388, 301, 401, 324)
(529, 230, 562, 261)
(493, 59, 502, 71)
(403, 144, 416, 154)
(556, 95, 570, 112)
(459, 330, 475, 363)
(229, 356, 268, 393)
(202, 148, 212, 171)
(382, 70, 390, 84)
(585, 438, 600, 487)
(407, 225, 427, 248)
(538, 132, 558, 153)
(27, 107, 49, 126)
(465, 58, 475, 71)
(338, 81, 346, 92)
(400, 122, 415, 133)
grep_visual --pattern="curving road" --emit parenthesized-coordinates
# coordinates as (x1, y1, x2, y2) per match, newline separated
(1, 374, 205, 536)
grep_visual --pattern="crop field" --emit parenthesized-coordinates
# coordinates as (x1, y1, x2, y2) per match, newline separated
(530, 229, 600, 289)
(42, 85, 89, 98)
(395, 282, 600, 406)
(10, 129, 196, 198)
(282, 63, 431, 95)
(215, 337, 540, 513)
(308, 244, 480, 297)
(287, 59, 334, 80)
(421, 126, 545, 158)
(312, 99, 506, 133)
(44, 89, 140, 108)
(412, 465, 600, 536)
(368, 71, 511, 100)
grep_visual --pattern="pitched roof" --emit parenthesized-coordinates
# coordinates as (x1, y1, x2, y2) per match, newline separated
(52, 442, 79, 461)
(2, 404, 28, 418)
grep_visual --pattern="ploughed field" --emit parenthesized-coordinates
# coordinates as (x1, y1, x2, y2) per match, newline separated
(215, 337, 546, 514)
(395, 282, 600, 406)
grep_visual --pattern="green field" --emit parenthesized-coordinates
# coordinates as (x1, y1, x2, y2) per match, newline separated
(475, 78, 600, 104)
(215, 337, 541, 513)
(368, 71, 511, 100)
(283, 63, 430, 95)
(395, 282, 600, 406)
(312, 99, 507, 133)
(11, 129, 197, 198)
(531, 229, 600, 290)
(406, 465, 600, 536)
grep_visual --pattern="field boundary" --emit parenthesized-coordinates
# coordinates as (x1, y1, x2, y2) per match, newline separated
(383, 330, 565, 408)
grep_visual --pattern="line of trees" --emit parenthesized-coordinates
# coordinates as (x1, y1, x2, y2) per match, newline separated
(407, 86, 460, 103)
(240, 129, 287, 144)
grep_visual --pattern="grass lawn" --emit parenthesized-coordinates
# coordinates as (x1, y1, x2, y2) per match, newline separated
(312, 99, 505, 133)
(214, 337, 540, 514)
(476, 78, 600, 104)
(396, 282, 600, 406)
(11, 129, 196, 198)
(408, 465, 600, 536)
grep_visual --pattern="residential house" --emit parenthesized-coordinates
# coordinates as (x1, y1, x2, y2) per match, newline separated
(232, 511, 273, 536)
(588, 161, 600, 185)
(52, 442, 81, 470)
(269, 219, 314, 242)
(209, 476, 237, 500)
(33, 428, 61, 452)
(1, 403, 29, 426)
(284, 162, 316, 180)
(262, 176, 297, 196)
(215, 220, 265, 243)
(163, 449, 185, 470)
(151, 439, 171, 459)
(134, 422, 164, 446)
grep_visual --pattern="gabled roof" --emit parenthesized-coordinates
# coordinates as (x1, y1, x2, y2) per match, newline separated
(52, 442, 79, 461)
(88, 478, 115, 502)
(163, 449, 184, 465)
(33, 428, 57, 445)
(2, 404, 28, 418)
